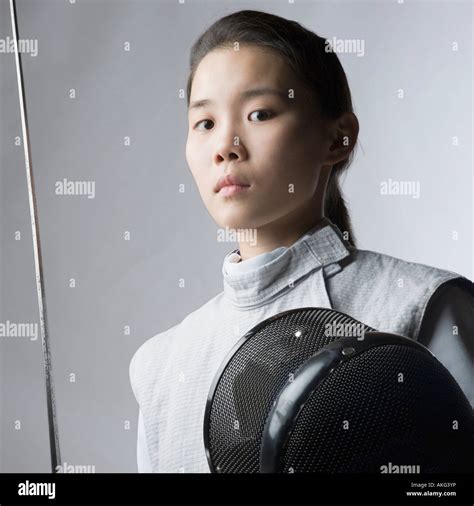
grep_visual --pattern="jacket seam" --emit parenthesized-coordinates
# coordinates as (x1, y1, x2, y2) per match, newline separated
(414, 275, 464, 341)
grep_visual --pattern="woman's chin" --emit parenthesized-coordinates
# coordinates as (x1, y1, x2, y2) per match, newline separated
(215, 216, 257, 231)
(211, 205, 269, 231)
(217, 222, 248, 231)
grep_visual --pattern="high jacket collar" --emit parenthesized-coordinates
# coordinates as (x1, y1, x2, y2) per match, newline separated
(222, 217, 352, 309)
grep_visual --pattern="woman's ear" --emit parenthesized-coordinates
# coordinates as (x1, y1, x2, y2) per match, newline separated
(324, 112, 359, 166)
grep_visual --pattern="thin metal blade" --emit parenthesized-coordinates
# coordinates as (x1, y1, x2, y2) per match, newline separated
(8, 0, 62, 473)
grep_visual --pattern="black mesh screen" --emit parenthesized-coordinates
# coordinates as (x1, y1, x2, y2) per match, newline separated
(281, 344, 473, 473)
(205, 307, 473, 474)
(206, 308, 374, 473)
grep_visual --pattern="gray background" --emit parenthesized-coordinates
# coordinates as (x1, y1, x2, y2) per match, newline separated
(0, 0, 472, 472)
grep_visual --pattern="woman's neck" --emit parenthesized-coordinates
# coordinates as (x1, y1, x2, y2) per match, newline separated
(238, 215, 327, 261)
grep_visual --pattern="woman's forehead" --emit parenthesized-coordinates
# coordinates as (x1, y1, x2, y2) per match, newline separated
(198, 46, 292, 82)
(190, 46, 307, 104)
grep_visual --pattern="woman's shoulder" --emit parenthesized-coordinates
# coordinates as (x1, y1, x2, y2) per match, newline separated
(128, 322, 177, 402)
(343, 247, 467, 286)
(128, 290, 227, 397)
(327, 247, 471, 340)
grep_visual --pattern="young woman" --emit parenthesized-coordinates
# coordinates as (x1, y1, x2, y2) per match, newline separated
(129, 10, 473, 473)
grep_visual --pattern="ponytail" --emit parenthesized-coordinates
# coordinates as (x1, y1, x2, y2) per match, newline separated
(324, 156, 357, 249)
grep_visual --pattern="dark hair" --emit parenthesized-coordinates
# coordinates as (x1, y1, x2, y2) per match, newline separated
(186, 9, 357, 248)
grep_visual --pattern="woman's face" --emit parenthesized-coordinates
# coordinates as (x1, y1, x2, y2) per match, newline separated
(186, 44, 330, 231)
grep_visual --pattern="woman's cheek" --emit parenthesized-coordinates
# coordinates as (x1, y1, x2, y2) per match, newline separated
(186, 141, 206, 181)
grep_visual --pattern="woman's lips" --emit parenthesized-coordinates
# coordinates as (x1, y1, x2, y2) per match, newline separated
(217, 184, 251, 197)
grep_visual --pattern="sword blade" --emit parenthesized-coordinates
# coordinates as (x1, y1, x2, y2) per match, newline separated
(8, 0, 61, 473)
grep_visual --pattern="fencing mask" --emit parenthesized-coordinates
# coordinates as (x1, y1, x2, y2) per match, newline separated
(203, 307, 473, 473)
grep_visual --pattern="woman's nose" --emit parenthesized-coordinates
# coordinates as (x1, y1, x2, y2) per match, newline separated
(214, 135, 248, 164)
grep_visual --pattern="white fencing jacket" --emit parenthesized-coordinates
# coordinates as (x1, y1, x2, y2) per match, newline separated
(129, 218, 474, 473)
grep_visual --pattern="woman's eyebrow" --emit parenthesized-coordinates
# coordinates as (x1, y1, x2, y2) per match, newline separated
(189, 87, 288, 110)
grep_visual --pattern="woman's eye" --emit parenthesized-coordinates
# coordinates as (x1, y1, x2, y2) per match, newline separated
(194, 119, 214, 131)
(249, 110, 273, 122)
(194, 110, 273, 131)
